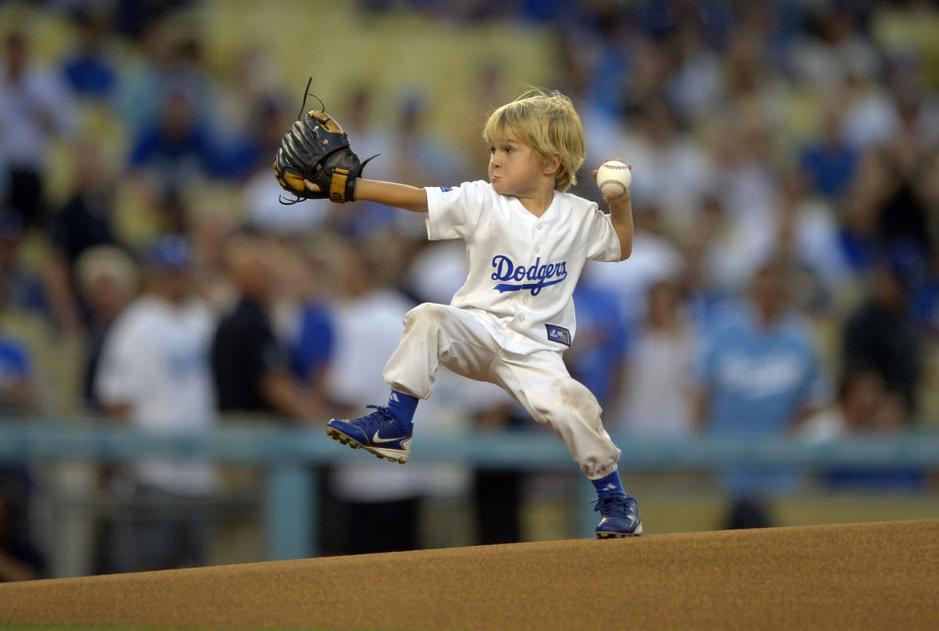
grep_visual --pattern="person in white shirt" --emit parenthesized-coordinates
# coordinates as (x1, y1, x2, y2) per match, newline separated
(617, 278, 698, 437)
(0, 31, 74, 228)
(95, 235, 217, 571)
(308, 89, 642, 538)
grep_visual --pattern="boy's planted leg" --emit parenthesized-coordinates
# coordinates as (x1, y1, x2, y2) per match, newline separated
(494, 351, 642, 537)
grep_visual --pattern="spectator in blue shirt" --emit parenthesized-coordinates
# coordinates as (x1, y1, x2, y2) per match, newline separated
(799, 107, 858, 201)
(569, 279, 630, 411)
(128, 90, 218, 189)
(289, 248, 335, 397)
(0, 212, 53, 325)
(61, 10, 118, 102)
(696, 258, 826, 528)
(0, 333, 34, 416)
(913, 251, 939, 336)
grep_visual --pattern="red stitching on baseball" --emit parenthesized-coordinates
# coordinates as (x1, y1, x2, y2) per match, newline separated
(600, 180, 627, 197)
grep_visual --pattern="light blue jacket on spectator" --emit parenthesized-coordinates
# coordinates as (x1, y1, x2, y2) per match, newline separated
(698, 307, 827, 494)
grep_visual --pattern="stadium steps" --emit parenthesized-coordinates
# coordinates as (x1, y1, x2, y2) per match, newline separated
(1, 519, 937, 630)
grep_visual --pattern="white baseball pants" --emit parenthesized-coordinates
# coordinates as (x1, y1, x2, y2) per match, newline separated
(382, 303, 621, 479)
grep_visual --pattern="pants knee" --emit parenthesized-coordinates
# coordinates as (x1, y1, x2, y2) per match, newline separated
(536, 378, 618, 477)
(555, 379, 602, 427)
(403, 303, 447, 331)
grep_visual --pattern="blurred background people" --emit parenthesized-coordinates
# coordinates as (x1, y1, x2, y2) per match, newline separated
(94, 235, 217, 572)
(60, 9, 119, 104)
(286, 241, 334, 404)
(47, 139, 125, 333)
(0, 212, 52, 328)
(74, 245, 138, 414)
(0, 0, 934, 574)
(0, 30, 74, 229)
(567, 277, 630, 419)
(128, 89, 219, 191)
(209, 228, 326, 562)
(841, 249, 923, 426)
(0, 315, 42, 581)
(0, 481, 44, 582)
(617, 278, 698, 437)
(0, 314, 36, 419)
(211, 228, 321, 422)
(695, 259, 827, 529)
(802, 368, 927, 492)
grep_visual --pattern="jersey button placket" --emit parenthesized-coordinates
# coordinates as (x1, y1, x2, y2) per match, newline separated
(528, 224, 539, 309)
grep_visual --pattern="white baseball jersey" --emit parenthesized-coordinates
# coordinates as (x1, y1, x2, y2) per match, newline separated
(96, 296, 217, 496)
(424, 180, 622, 354)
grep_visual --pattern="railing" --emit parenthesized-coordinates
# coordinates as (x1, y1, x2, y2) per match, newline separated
(2, 420, 938, 559)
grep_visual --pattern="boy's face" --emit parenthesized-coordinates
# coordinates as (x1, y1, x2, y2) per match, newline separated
(488, 130, 545, 196)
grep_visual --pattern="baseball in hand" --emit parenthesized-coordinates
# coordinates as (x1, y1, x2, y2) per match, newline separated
(596, 160, 632, 200)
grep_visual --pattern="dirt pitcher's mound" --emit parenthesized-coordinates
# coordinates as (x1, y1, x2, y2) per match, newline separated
(2, 520, 937, 630)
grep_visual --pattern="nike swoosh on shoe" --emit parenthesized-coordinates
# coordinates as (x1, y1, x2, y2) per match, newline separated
(372, 429, 406, 444)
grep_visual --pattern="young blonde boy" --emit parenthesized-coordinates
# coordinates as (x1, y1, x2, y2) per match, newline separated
(311, 89, 641, 537)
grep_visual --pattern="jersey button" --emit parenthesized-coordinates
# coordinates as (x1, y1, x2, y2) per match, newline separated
(536, 223, 543, 231)
(518, 314, 526, 322)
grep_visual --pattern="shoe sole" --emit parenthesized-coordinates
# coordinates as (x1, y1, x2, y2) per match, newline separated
(596, 522, 644, 538)
(324, 426, 410, 464)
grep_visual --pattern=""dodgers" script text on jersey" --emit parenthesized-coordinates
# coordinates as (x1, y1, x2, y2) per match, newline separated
(490, 255, 568, 295)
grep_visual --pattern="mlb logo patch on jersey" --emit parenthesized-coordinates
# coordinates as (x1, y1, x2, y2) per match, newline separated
(439, 186, 453, 192)
(546, 324, 571, 346)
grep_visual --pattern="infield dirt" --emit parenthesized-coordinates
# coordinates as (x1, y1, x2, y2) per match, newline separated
(1, 519, 937, 630)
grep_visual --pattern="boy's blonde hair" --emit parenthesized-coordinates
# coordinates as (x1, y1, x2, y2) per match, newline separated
(483, 88, 585, 192)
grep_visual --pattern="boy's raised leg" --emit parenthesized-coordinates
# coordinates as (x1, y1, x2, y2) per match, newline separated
(325, 391, 418, 463)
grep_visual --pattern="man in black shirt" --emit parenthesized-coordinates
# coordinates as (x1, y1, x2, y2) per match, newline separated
(842, 250, 921, 423)
(211, 230, 320, 420)
(209, 229, 328, 560)
(47, 140, 124, 332)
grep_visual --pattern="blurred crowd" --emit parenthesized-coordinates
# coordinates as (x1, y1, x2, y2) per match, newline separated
(1, 0, 938, 578)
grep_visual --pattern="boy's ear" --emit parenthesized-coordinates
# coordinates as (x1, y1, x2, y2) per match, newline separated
(542, 152, 562, 176)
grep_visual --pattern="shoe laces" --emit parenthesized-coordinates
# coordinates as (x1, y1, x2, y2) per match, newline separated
(365, 404, 394, 417)
(594, 494, 635, 518)
(359, 405, 396, 430)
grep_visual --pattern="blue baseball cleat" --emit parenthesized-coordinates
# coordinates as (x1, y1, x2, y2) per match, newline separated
(325, 405, 413, 464)
(595, 494, 643, 538)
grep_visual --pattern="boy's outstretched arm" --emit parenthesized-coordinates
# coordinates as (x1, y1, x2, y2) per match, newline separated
(304, 179, 428, 213)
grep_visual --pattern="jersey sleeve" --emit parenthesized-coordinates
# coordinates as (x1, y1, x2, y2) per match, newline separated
(95, 318, 151, 406)
(583, 205, 622, 262)
(424, 181, 486, 242)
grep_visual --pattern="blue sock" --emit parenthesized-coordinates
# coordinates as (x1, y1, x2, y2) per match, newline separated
(386, 390, 418, 428)
(592, 471, 625, 499)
